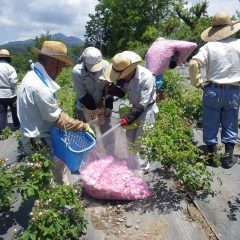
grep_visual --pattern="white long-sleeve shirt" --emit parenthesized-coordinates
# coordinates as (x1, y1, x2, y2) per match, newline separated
(17, 62, 61, 139)
(0, 60, 18, 98)
(189, 37, 240, 86)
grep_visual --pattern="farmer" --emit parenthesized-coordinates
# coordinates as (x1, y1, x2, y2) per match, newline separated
(17, 41, 94, 182)
(0, 49, 20, 132)
(72, 47, 124, 131)
(145, 37, 182, 101)
(189, 12, 240, 169)
(105, 51, 159, 173)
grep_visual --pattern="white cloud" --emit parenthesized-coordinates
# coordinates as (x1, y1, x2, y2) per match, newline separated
(0, 0, 98, 44)
(0, 0, 239, 44)
(188, 0, 240, 16)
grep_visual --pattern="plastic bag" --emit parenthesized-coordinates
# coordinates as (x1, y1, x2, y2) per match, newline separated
(145, 39, 197, 75)
(52, 156, 73, 185)
(80, 121, 151, 200)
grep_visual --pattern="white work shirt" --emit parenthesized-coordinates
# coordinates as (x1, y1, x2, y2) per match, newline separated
(72, 60, 110, 110)
(124, 65, 158, 112)
(17, 62, 61, 139)
(192, 37, 240, 84)
(0, 60, 18, 98)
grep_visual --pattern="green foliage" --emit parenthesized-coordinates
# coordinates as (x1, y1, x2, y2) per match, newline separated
(0, 157, 20, 211)
(140, 26, 159, 44)
(127, 41, 149, 59)
(68, 45, 84, 64)
(163, 70, 202, 124)
(34, 31, 51, 49)
(137, 70, 212, 191)
(138, 98, 211, 191)
(12, 52, 35, 78)
(0, 127, 13, 140)
(17, 153, 54, 201)
(17, 184, 87, 240)
(85, 0, 176, 55)
(0, 149, 86, 238)
(55, 67, 77, 118)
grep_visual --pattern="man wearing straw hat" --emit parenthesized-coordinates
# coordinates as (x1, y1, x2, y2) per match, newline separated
(0, 49, 20, 133)
(17, 41, 94, 177)
(105, 51, 159, 173)
(189, 12, 240, 169)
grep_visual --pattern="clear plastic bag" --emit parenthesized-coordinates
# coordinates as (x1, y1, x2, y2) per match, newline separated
(80, 118, 151, 200)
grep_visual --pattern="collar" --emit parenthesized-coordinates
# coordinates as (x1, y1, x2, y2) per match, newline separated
(32, 62, 60, 93)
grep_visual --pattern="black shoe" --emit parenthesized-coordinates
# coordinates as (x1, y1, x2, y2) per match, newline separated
(221, 143, 237, 169)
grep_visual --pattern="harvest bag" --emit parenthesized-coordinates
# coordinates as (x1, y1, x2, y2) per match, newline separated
(145, 39, 197, 75)
(80, 124, 151, 200)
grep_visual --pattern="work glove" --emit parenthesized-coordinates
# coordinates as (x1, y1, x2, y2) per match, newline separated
(120, 117, 128, 126)
(85, 124, 96, 138)
(124, 104, 144, 124)
(56, 112, 88, 132)
(106, 82, 125, 98)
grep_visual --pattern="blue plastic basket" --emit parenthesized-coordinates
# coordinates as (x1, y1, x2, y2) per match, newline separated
(50, 126, 96, 172)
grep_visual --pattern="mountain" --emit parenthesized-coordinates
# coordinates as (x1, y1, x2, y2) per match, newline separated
(51, 33, 84, 46)
(0, 33, 85, 53)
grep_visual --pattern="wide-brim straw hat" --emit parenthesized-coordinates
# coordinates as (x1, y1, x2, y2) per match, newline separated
(0, 49, 11, 58)
(105, 51, 142, 82)
(201, 12, 240, 42)
(32, 41, 72, 65)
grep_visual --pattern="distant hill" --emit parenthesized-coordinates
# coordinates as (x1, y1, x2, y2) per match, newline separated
(0, 33, 85, 54)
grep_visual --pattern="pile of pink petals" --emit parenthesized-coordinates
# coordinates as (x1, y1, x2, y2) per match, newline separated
(80, 156, 151, 200)
(145, 39, 197, 75)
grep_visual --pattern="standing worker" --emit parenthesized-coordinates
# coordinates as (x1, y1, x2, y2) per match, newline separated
(72, 47, 124, 131)
(0, 49, 20, 132)
(189, 12, 240, 169)
(105, 51, 159, 173)
(17, 41, 94, 182)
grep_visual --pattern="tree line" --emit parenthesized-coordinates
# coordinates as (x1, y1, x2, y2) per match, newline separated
(84, 0, 240, 57)
(3, 0, 240, 76)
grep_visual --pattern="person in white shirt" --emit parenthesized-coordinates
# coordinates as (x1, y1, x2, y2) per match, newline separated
(72, 47, 125, 129)
(0, 49, 20, 132)
(17, 41, 94, 155)
(105, 51, 159, 174)
(189, 12, 240, 169)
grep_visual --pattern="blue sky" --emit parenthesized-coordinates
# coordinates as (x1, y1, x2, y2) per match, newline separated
(0, 0, 239, 44)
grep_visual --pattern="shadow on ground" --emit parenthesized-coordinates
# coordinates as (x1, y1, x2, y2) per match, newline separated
(0, 198, 34, 239)
(226, 193, 240, 221)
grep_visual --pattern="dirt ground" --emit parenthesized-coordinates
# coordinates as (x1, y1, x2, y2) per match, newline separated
(185, 203, 217, 240)
(86, 204, 167, 240)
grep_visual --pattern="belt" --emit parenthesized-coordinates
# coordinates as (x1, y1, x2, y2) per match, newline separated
(148, 100, 156, 108)
(209, 82, 240, 89)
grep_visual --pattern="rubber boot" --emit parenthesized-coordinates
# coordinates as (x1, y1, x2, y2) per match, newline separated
(221, 143, 237, 169)
(207, 144, 218, 167)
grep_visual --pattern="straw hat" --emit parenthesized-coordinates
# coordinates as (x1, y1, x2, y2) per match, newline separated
(201, 12, 240, 42)
(0, 49, 11, 57)
(32, 41, 72, 65)
(82, 47, 103, 72)
(105, 51, 142, 82)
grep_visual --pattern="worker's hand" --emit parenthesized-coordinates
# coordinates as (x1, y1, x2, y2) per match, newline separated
(120, 117, 128, 126)
(85, 124, 96, 138)
(56, 112, 87, 132)
(197, 81, 211, 90)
